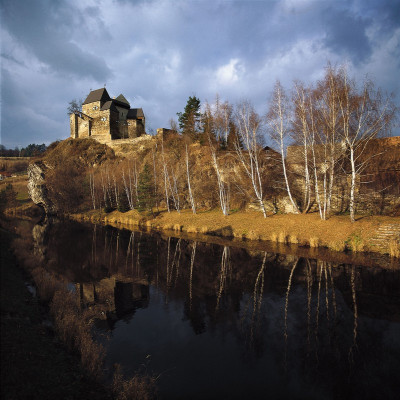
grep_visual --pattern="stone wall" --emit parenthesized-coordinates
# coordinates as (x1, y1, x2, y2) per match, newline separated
(109, 110, 120, 139)
(73, 98, 146, 142)
(70, 113, 91, 139)
(82, 101, 102, 119)
(127, 119, 145, 138)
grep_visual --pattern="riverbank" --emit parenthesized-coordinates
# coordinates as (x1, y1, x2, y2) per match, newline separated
(71, 208, 400, 258)
(0, 226, 112, 399)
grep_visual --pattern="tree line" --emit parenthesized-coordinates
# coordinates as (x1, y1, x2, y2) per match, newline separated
(50, 64, 397, 222)
(0, 143, 47, 157)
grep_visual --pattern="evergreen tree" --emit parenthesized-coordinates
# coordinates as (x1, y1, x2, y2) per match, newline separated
(177, 96, 202, 140)
(117, 192, 131, 212)
(137, 164, 155, 213)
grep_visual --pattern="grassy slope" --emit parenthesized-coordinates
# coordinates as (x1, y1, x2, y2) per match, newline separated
(0, 227, 111, 400)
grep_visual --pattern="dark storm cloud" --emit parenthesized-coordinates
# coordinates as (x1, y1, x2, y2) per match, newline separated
(1, 0, 112, 81)
(0, 0, 399, 147)
(322, 7, 372, 64)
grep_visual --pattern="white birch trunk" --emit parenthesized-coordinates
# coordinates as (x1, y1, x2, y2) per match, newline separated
(185, 144, 196, 214)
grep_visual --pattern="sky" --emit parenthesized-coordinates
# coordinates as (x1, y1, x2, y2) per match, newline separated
(1, 0, 399, 148)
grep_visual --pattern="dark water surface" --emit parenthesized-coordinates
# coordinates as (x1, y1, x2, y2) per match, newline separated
(33, 219, 400, 399)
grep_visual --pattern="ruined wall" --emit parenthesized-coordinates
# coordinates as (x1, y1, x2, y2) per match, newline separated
(70, 114, 78, 139)
(70, 113, 91, 138)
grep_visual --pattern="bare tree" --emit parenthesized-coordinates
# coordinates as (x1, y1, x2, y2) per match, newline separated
(313, 66, 345, 219)
(231, 101, 266, 217)
(122, 169, 134, 210)
(89, 171, 96, 210)
(168, 165, 181, 213)
(160, 140, 171, 213)
(152, 144, 159, 210)
(205, 101, 230, 216)
(292, 81, 313, 213)
(337, 69, 396, 222)
(267, 81, 300, 214)
(185, 144, 196, 214)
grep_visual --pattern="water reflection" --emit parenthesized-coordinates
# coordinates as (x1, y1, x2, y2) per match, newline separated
(32, 219, 400, 399)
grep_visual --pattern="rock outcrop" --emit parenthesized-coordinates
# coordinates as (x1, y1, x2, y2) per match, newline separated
(27, 162, 57, 214)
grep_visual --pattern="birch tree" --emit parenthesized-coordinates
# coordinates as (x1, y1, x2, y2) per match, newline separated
(266, 83, 300, 214)
(313, 66, 344, 219)
(185, 144, 196, 214)
(89, 171, 96, 210)
(160, 139, 171, 212)
(337, 69, 395, 222)
(292, 81, 313, 213)
(236, 100, 267, 218)
(205, 101, 230, 216)
(122, 170, 134, 210)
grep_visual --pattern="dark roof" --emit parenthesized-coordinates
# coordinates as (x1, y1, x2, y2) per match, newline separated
(113, 99, 130, 109)
(115, 94, 130, 107)
(127, 108, 144, 119)
(100, 101, 118, 112)
(83, 88, 111, 105)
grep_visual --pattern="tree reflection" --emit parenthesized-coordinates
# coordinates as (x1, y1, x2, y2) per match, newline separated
(30, 218, 399, 396)
(216, 246, 231, 312)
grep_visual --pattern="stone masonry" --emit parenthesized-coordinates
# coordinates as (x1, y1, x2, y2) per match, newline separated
(70, 88, 145, 143)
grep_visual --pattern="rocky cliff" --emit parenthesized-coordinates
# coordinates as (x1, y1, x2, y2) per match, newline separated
(27, 138, 116, 215)
(27, 162, 57, 214)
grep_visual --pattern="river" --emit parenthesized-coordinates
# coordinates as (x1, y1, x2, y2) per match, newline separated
(30, 219, 400, 399)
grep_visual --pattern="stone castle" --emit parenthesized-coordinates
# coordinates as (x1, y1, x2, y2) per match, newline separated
(70, 88, 145, 142)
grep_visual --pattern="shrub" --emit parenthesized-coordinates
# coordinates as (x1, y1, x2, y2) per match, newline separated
(346, 232, 364, 252)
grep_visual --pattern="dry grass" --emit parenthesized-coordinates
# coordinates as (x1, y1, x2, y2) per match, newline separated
(388, 238, 400, 258)
(288, 234, 299, 244)
(328, 240, 347, 252)
(173, 224, 182, 232)
(112, 364, 157, 400)
(200, 226, 209, 234)
(50, 290, 105, 379)
(309, 237, 320, 248)
(278, 231, 288, 244)
(187, 225, 198, 233)
(71, 209, 400, 255)
(10, 229, 106, 381)
(270, 232, 278, 242)
(31, 267, 66, 303)
(247, 230, 260, 241)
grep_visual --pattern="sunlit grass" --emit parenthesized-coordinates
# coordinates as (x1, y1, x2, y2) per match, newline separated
(388, 238, 400, 258)
(71, 208, 400, 256)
